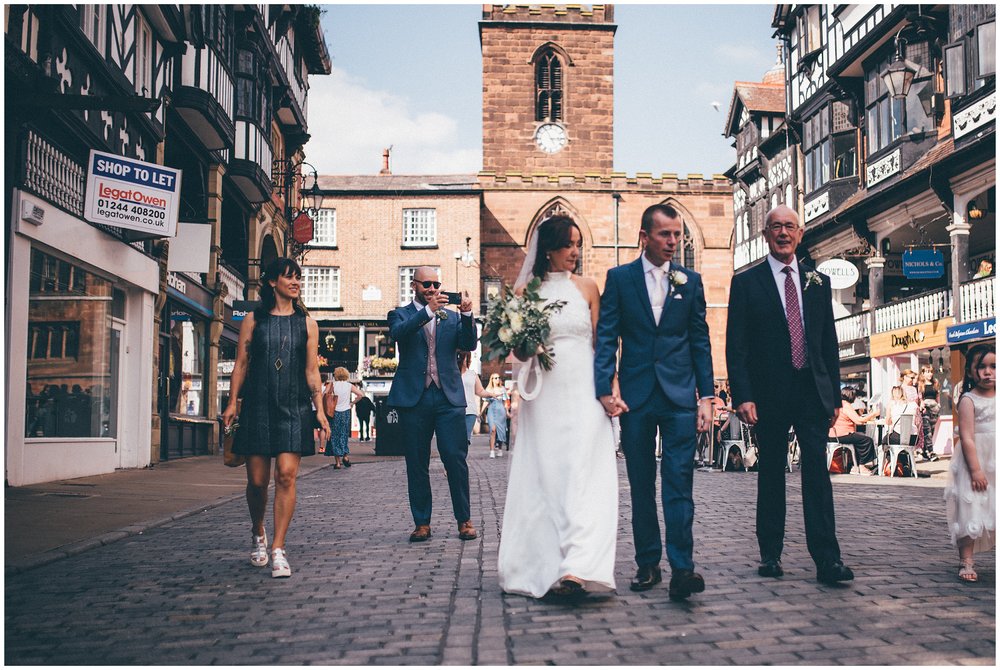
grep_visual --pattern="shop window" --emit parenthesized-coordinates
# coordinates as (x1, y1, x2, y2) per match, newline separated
(24, 250, 115, 438)
(216, 338, 238, 416)
(402, 208, 437, 247)
(310, 208, 337, 246)
(302, 266, 340, 308)
(944, 42, 967, 98)
(168, 307, 208, 417)
(399, 266, 440, 306)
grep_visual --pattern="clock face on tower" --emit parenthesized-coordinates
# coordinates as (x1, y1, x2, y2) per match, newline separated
(534, 123, 567, 153)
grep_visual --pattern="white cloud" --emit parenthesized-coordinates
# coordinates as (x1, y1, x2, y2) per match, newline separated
(303, 68, 480, 175)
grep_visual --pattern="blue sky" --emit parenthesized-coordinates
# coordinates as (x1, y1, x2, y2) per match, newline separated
(307, 3, 779, 176)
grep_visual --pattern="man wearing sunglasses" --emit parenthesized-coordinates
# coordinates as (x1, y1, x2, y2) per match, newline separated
(388, 266, 478, 543)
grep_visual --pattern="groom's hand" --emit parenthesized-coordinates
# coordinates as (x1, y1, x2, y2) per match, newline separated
(599, 395, 624, 417)
(696, 399, 713, 433)
(736, 401, 758, 426)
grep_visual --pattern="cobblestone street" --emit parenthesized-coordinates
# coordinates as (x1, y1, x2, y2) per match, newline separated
(5, 441, 995, 665)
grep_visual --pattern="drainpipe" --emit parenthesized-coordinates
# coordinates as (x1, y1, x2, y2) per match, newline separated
(612, 192, 622, 267)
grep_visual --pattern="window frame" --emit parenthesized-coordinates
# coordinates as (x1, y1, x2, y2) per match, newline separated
(975, 20, 996, 80)
(943, 40, 968, 99)
(535, 50, 564, 123)
(134, 13, 153, 96)
(301, 266, 341, 308)
(797, 5, 822, 56)
(308, 208, 337, 247)
(79, 4, 106, 57)
(401, 208, 438, 248)
(864, 52, 907, 157)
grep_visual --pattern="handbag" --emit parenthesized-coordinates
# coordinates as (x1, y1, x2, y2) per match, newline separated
(323, 383, 339, 417)
(220, 404, 245, 467)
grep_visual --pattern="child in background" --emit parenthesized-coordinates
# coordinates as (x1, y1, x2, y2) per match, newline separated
(944, 342, 995, 583)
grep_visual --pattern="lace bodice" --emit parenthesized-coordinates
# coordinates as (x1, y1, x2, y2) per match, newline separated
(538, 271, 592, 343)
(962, 390, 996, 433)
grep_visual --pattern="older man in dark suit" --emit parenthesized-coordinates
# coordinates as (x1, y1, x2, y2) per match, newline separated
(388, 267, 478, 543)
(726, 204, 854, 585)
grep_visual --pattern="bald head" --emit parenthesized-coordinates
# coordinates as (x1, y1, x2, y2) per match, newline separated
(763, 204, 803, 264)
(411, 266, 441, 306)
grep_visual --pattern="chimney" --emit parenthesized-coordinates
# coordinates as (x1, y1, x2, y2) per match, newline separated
(379, 147, 391, 175)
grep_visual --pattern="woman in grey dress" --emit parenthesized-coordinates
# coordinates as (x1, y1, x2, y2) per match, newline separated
(222, 258, 330, 578)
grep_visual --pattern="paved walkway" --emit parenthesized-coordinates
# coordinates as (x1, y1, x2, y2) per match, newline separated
(5, 437, 994, 664)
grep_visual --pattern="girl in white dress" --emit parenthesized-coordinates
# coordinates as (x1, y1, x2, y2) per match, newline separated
(498, 216, 618, 599)
(944, 342, 995, 583)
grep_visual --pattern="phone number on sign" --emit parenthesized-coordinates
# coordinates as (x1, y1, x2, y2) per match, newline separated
(96, 198, 167, 221)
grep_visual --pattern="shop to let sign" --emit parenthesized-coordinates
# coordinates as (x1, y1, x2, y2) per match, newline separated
(84, 150, 181, 238)
(902, 249, 945, 279)
(947, 318, 996, 344)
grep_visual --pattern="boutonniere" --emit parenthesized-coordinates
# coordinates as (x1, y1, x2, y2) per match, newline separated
(435, 309, 448, 321)
(804, 271, 823, 290)
(669, 270, 688, 288)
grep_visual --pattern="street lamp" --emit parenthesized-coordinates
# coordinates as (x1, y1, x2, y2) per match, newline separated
(283, 159, 322, 261)
(881, 32, 917, 100)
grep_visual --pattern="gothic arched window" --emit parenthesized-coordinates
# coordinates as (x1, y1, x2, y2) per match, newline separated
(538, 202, 583, 275)
(673, 223, 698, 271)
(536, 51, 563, 122)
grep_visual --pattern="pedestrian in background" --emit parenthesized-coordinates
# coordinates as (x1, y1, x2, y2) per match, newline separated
(944, 342, 995, 583)
(900, 369, 925, 456)
(355, 394, 376, 442)
(222, 257, 329, 579)
(482, 373, 510, 458)
(918, 365, 941, 462)
(327, 366, 363, 469)
(828, 387, 879, 473)
(459, 352, 501, 446)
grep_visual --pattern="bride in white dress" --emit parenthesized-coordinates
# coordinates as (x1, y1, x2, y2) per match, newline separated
(498, 216, 619, 599)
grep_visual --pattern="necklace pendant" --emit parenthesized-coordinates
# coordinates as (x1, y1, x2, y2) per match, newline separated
(274, 358, 283, 372)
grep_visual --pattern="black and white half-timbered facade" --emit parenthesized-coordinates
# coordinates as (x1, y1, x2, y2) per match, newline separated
(770, 4, 995, 453)
(5, 5, 330, 485)
(724, 51, 797, 273)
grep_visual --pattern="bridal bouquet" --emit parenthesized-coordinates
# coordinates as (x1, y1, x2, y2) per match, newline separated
(481, 278, 566, 371)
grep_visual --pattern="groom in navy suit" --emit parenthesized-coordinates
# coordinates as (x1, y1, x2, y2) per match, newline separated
(388, 267, 478, 543)
(595, 204, 715, 601)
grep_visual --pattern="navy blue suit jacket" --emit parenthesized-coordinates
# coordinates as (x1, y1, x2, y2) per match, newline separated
(386, 303, 477, 408)
(594, 259, 714, 410)
(725, 259, 841, 417)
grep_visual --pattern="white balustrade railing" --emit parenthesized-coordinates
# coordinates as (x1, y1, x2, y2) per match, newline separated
(874, 288, 952, 333)
(959, 276, 995, 323)
(24, 130, 86, 215)
(835, 310, 870, 343)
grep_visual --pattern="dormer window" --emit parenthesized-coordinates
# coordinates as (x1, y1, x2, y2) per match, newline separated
(536, 50, 563, 122)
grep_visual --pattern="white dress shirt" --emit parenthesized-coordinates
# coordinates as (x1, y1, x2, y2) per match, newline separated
(640, 254, 670, 324)
(410, 300, 474, 335)
(765, 254, 806, 333)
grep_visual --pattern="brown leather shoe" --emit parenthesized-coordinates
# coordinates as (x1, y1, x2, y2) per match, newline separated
(409, 525, 431, 543)
(458, 520, 478, 541)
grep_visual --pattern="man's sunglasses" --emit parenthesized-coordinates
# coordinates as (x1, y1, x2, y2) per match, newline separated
(415, 280, 442, 289)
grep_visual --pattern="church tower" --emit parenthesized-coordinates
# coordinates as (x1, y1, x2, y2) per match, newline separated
(479, 4, 615, 173)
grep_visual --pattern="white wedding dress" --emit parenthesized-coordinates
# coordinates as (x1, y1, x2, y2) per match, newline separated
(498, 271, 619, 597)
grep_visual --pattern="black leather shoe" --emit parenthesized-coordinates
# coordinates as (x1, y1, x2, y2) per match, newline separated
(817, 561, 854, 585)
(668, 569, 705, 601)
(629, 565, 662, 592)
(758, 558, 784, 578)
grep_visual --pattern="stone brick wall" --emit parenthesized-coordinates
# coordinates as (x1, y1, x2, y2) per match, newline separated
(480, 4, 616, 174)
(304, 193, 482, 323)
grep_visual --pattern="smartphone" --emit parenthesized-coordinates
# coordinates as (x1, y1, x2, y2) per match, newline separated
(443, 291, 463, 305)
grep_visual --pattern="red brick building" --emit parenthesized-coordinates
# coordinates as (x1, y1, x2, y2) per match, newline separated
(310, 4, 734, 381)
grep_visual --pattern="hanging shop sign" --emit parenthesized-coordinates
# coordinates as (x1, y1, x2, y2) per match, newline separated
(84, 150, 181, 238)
(947, 318, 996, 345)
(901, 249, 945, 279)
(870, 317, 953, 357)
(817, 259, 860, 289)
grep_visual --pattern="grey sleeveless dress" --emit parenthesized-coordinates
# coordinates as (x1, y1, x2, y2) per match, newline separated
(233, 312, 316, 456)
